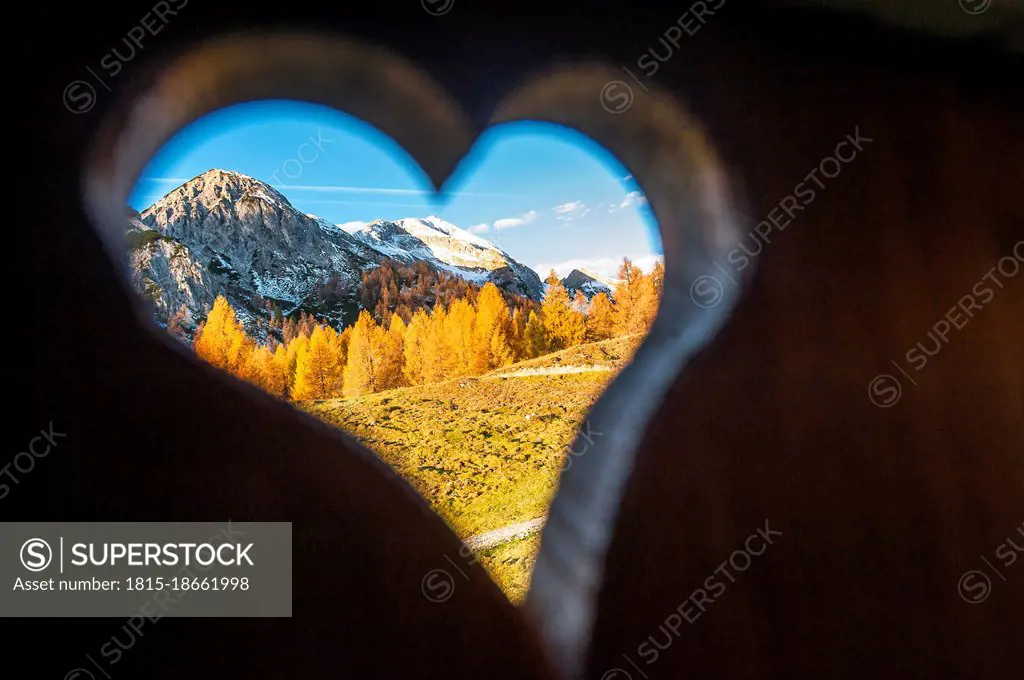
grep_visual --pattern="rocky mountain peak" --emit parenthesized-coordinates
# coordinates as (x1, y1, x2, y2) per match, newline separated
(561, 268, 615, 299)
(129, 169, 546, 338)
(148, 169, 293, 215)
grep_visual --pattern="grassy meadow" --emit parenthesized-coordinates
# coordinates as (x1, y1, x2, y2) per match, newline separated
(303, 334, 641, 600)
(477, 535, 542, 603)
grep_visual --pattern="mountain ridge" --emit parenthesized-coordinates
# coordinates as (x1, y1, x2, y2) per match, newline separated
(129, 169, 545, 336)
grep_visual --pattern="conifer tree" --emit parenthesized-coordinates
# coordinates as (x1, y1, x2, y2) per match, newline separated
(321, 324, 344, 396)
(402, 308, 430, 385)
(243, 345, 288, 397)
(541, 271, 586, 350)
(421, 305, 451, 384)
(644, 260, 664, 329)
(572, 290, 590, 315)
(239, 346, 266, 392)
(194, 296, 253, 375)
(266, 344, 291, 397)
(443, 298, 476, 377)
(524, 310, 548, 358)
(471, 283, 513, 373)
(565, 309, 586, 347)
(333, 326, 351, 370)
(293, 325, 343, 400)
(373, 297, 390, 325)
(508, 307, 526, 361)
(297, 312, 316, 339)
(227, 326, 257, 380)
(586, 292, 617, 341)
(282, 317, 298, 344)
(650, 260, 665, 297)
(343, 311, 381, 397)
(487, 329, 514, 369)
(378, 313, 407, 390)
(613, 257, 648, 336)
(284, 333, 310, 397)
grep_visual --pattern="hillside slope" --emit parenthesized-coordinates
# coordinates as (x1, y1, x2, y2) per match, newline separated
(488, 334, 643, 374)
(306, 372, 607, 537)
(301, 336, 639, 600)
(303, 337, 635, 539)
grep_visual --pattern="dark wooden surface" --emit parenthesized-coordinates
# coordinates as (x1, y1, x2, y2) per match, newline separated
(590, 44, 1024, 678)
(9, 1, 1022, 678)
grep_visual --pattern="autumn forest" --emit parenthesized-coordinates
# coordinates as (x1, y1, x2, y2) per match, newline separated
(186, 257, 663, 402)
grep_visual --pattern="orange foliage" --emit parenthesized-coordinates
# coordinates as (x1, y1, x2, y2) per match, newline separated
(191, 257, 661, 400)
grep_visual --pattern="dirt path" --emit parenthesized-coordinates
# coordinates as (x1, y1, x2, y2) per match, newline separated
(486, 365, 613, 379)
(463, 517, 547, 551)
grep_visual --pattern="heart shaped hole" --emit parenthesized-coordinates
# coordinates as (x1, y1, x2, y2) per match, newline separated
(125, 100, 664, 601)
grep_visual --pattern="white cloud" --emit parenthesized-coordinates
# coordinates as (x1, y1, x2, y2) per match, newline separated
(467, 223, 490, 234)
(337, 221, 366, 233)
(533, 254, 664, 280)
(553, 200, 585, 214)
(494, 210, 539, 230)
(552, 201, 591, 222)
(609, 190, 648, 212)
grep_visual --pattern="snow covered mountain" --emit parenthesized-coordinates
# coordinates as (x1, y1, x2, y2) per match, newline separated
(560, 268, 616, 299)
(128, 169, 543, 336)
(345, 216, 543, 300)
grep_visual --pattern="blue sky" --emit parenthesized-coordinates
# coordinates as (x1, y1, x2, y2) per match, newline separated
(129, 100, 662, 279)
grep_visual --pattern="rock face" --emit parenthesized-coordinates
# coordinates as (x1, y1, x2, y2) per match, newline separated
(560, 268, 615, 299)
(128, 169, 544, 336)
(128, 218, 217, 335)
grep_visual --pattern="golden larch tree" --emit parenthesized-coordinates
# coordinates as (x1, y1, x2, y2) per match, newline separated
(471, 283, 513, 373)
(650, 260, 665, 296)
(508, 307, 526, 362)
(586, 292, 617, 341)
(402, 308, 430, 385)
(443, 298, 476, 378)
(421, 305, 452, 384)
(487, 329, 514, 369)
(572, 290, 590, 315)
(644, 260, 664, 328)
(292, 325, 343, 400)
(377, 313, 407, 391)
(343, 310, 381, 397)
(244, 345, 290, 398)
(332, 326, 352, 370)
(194, 296, 255, 377)
(613, 257, 649, 336)
(241, 345, 270, 393)
(541, 271, 586, 350)
(193, 296, 238, 371)
(265, 344, 291, 398)
(283, 333, 310, 397)
(524, 310, 548, 358)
